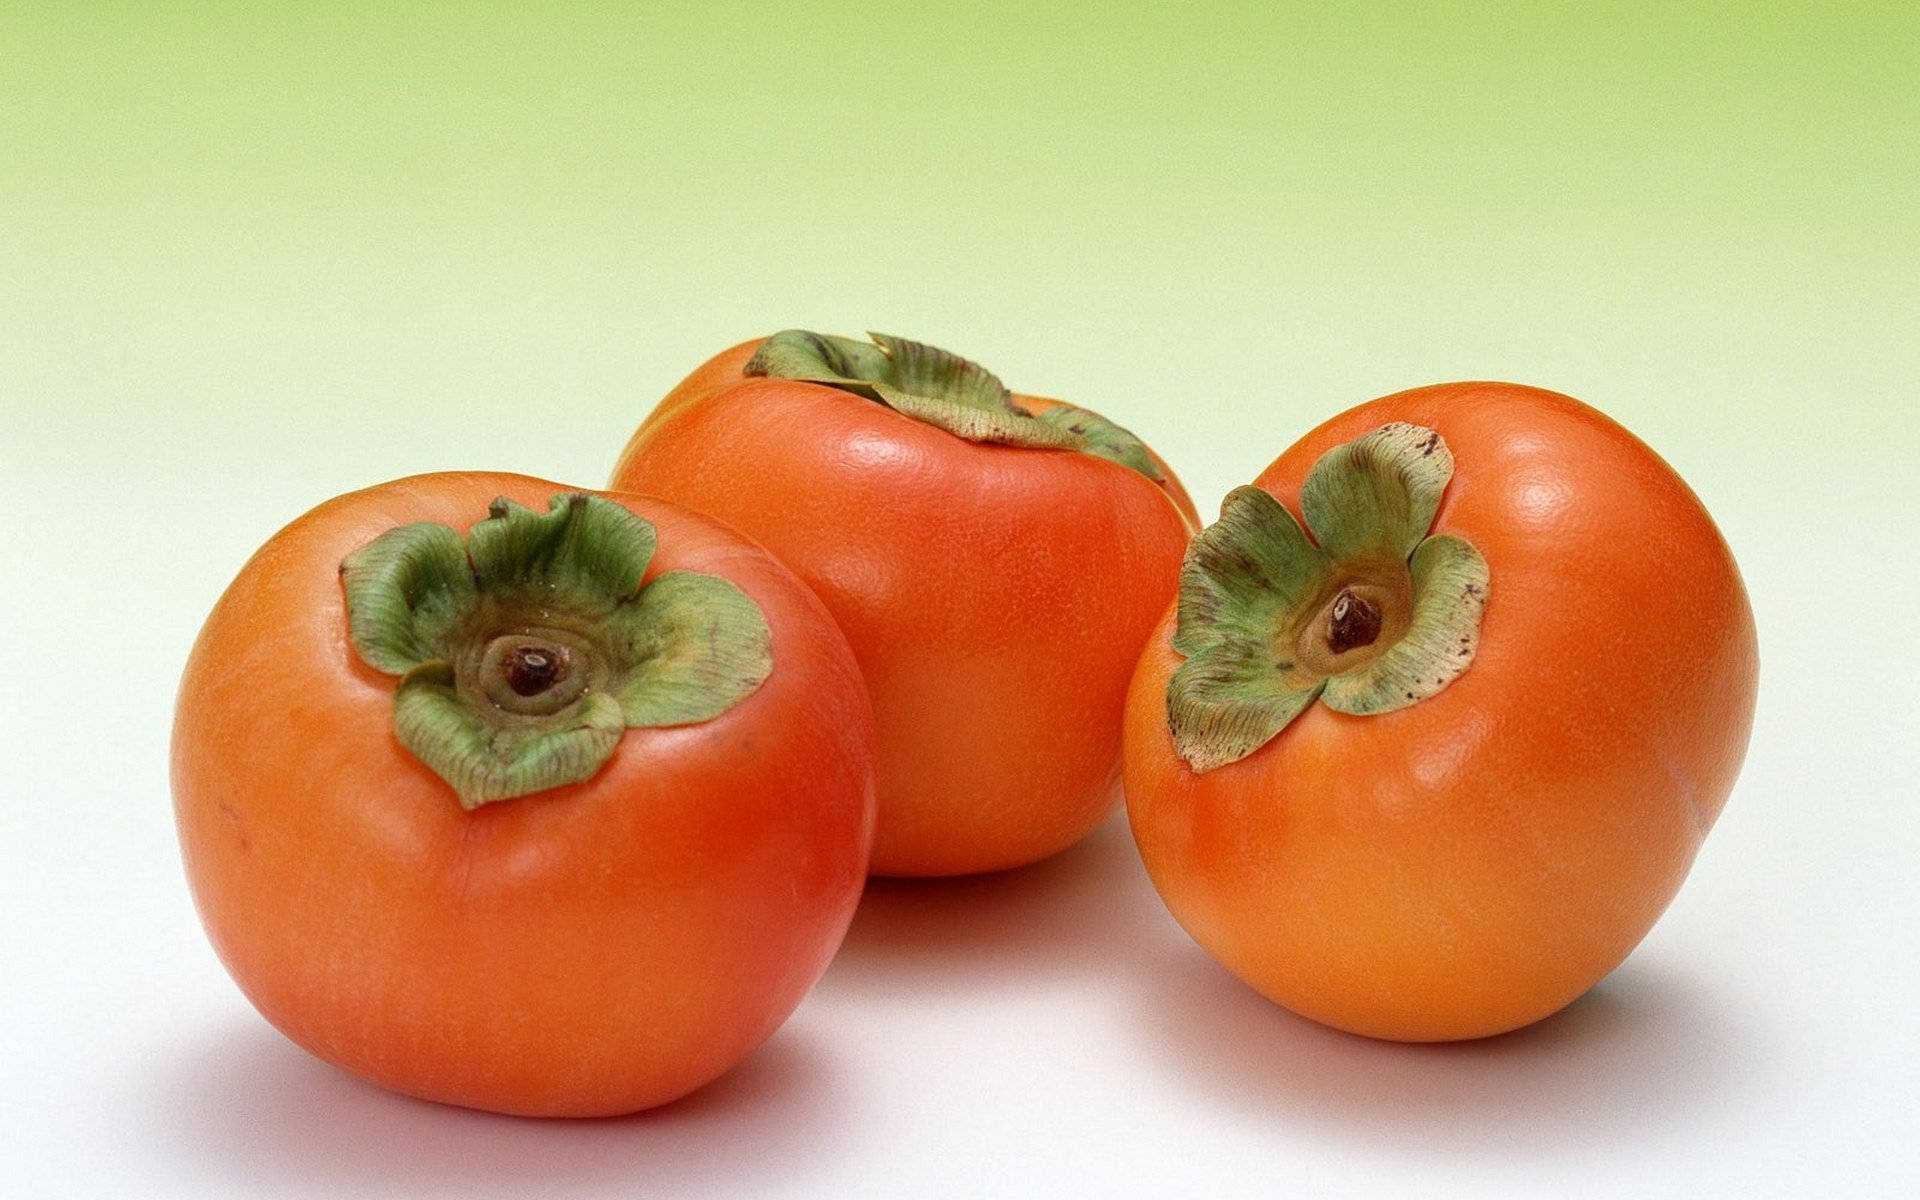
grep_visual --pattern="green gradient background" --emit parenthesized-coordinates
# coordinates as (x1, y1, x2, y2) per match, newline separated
(9, 1, 1917, 699)
(7, 1, 1916, 490)
(5, 4, 1920, 1190)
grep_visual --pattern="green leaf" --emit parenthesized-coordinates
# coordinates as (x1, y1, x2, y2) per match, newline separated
(339, 521, 477, 674)
(743, 327, 1162, 481)
(743, 329, 894, 387)
(467, 493, 657, 608)
(1321, 534, 1489, 716)
(609, 571, 774, 727)
(1300, 422, 1454, 562)
(1036, 403, 1167, 481)
(1163, 485, 1336, 771)
(867, 332, 1017, 411)
(871, 384, 1080, 449)
(392, 662, 626, 809)
(1173, 486, 1329, 659)
(1167, 643, 1326, 774)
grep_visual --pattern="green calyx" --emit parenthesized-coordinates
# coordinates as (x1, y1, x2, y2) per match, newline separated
(744, 329, 1165, 483)
(340, 493, 773, 808)
(1167, 423, 1489, 772)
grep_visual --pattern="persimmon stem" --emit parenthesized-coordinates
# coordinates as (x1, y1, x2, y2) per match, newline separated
(505, 644, 568, 697)
(1326, 589, 1383, 654)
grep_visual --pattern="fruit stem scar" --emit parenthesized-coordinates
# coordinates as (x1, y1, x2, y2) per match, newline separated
(1326, 588, 1382, 654)
(504, 643, 568, 697)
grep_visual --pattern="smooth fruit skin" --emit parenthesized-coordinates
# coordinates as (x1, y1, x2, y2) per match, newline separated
(173, 473, 875, 1116)
(1124, 383, 1759, 1041)
(612, 339, 1196, 876)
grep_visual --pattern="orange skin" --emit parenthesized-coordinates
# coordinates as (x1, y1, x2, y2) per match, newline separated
(173, 473, 875, 1116)
(1124, 383, 1758, 1041)
(612, 339, 1196, 876)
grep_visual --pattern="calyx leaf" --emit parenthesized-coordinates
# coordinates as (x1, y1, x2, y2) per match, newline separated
(394, 664, 627, 807)
(339, 522, 475, 675)
(1301, 422, 1454, 563)
(1165, 424, 1489, 772)
(744, 328, 1164, 482)
(1173, 486, 1327, 660)
(468, 493, 656, 606)
(340, 493, 772, 808)
(1168, 642, 1326, 774)
(609, 571, 779, 727)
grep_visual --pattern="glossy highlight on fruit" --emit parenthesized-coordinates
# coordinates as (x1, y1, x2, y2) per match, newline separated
(1124, 383, 1758, 1041)
(611, 331, 1197, 876)
(172, 472, 876, 1116)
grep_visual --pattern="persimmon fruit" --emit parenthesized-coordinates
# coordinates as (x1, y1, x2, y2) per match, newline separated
(1124, 383, 1758, 1041)
(172, 473, 875, 1115)
(610, 331, 1196, 876)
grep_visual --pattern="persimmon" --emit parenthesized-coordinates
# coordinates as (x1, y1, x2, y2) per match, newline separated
(1124, 384, 1757, 1041)
(610, 331, 1196, 876)
(172, 474, 875, 1116)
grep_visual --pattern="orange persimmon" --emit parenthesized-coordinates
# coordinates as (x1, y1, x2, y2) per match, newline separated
(1124, 383, 1757, 1041)
(173, 473, 875, 1115)
(611, 331, 1195, 877)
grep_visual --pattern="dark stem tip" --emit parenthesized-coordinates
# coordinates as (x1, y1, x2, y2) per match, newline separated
(504, 644, 569, 696)
(1326, 589, 1384, 655)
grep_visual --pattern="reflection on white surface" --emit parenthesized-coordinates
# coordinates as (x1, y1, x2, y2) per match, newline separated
(144, 1020, 851, 1198)
(122, 817, 1788, 1198)
(1133, 942, 1758, 1159)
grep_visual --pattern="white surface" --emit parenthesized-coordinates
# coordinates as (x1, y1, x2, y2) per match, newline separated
(3, 415, 1918, 1198)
